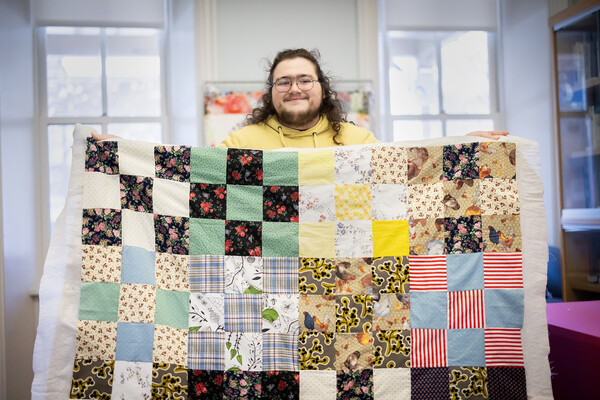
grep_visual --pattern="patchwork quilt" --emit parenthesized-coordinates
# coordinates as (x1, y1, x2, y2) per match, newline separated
(32, 124, 552, 399)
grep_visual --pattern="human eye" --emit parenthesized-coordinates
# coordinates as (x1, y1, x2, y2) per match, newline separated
(298, 77, 314, 84)
(275, 78, 291, 87)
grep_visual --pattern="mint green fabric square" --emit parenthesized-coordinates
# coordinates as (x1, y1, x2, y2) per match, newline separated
(79, 281, 120, 322)
(262, 222, 299, 257)
(191, 147, 227, 184)
(263, 151, 298, 185)
(190, 218, 225, 255)
(155, 289, 189, 329)
(226, 184, 263, 221)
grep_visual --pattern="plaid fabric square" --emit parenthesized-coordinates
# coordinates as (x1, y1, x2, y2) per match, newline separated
(224, 294, 262, 332)
(263, 333, 299, 371)
(484, 329, 524, 367)
(411, 329, 448, 367)
(409, 255, 447, 291)
(448, 290, 485, 329)
(484, 252, 523, 289)
(263, 257, 299, 294)
(188, 331, 225, 370)
(189, 255, 225, 292)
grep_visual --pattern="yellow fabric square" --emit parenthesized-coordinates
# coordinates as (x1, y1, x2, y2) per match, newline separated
(372, 220, 409, 256)
(299, 222, 335, 258)
(335, 184, 371, 220)
(299, 149, 335, 185)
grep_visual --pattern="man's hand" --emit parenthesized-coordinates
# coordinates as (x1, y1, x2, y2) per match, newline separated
(91, 132, 119, 141)
(465, 131, 509, 140)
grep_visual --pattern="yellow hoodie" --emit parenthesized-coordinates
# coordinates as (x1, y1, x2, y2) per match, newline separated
(219, 115, 378, 150)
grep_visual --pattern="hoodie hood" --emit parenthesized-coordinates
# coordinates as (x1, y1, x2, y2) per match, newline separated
(265, 115, 332, 148)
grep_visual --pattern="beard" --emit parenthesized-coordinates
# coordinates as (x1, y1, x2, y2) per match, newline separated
(276, 106, 320, 130)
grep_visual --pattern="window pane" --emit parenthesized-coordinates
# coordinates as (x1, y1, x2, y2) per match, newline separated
(446, 119, 494, 137)
(393, 120, 443, 141)
(45, 27, 102, 117)
(106, 28, 162, 117)
(441, 31, 491, 114)
(107, 123, 162, 142)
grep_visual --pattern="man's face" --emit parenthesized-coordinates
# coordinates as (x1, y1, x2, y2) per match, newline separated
(271, 57, 323, 130)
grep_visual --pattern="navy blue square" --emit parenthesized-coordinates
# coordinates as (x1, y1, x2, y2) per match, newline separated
(411, 367, 449, 400)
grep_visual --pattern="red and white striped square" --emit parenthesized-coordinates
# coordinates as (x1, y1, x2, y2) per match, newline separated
(409, 255, 447, 291)
(484, 252, 523, 289)
(484, 328, 524, 366)
(448, 290, 485, 329)
(411, 328, 447, 367)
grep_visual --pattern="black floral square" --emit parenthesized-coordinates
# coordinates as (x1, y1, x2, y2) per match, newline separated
(82, 208, 121, 246)
(190, 183, 227, 219)
(263, 185, 299, 222)
(155, 145, 191, 182)
(227, 148, 263, 186)
(223, 370, 261, 399)
(411, 367, 450, 400)
(188, 369, 224, 399)
(487, 367, 527, 400)
(443, 143, 480, 181)
(120, 175, 153, 213)
(261, 371, 299, 400)
(155, 215, 189, 255)
(444, 216, 483, 254)
(337, 369, 374, 400)
(225, 220, 262, 256)
(85, 137, 119, 174)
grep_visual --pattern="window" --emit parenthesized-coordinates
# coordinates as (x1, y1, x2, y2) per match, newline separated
(385, 31, 498, 141)
(39, 26, 167, 229)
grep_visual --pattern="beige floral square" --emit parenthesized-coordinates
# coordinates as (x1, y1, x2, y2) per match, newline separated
(371, 146, 407, 184)
(118, 284, 156, 323)
(153, 324, 188, 365)
(408, 182, 444, 219)
(155, 252, 189, 291)
(480, 179, 520, 215)
(75, 320, 118, 360)
(81, 245, 121, 283)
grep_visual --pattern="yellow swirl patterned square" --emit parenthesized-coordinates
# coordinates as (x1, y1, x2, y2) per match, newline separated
(372, 220, 409, 257)
(298, 149, 335, 185)
(335, 184, 372, 220)
(299, 222, 335, 258)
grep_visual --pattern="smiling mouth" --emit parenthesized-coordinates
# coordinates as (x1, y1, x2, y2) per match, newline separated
(285, 97, 307, 102)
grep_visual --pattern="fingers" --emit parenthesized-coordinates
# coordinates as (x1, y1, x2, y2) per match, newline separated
(465, 131, 509, 140)
(91, 132, 120, 141)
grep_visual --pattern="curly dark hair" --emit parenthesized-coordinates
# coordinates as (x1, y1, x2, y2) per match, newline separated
(246, 48, 348, 144)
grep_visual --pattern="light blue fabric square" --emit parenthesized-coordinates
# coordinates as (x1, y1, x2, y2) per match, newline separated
(447, 329, 485, 366)
(446, 253, 484, 291)
(121, 246, 156, 284)
(484, 289, 524, 328)
(115, 322, 154, 362)
(410, 291, 447, 329)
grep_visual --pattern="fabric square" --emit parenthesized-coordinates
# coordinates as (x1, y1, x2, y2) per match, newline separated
(407, 146, 442, 185)
(298, 149, 334, 185)
(483, 252, 523, 289)
(226, 184, 263, 221)
(225, 220, 262, 256)
(337, 369, 374, 399)
(262, 371, 300, 398)
(191, 146, 227, 184)
(188, 331, 225, 370)
(121, 245, 156, 284)
(262, 222, 299, 257)
(70, 359, 115, 399)
(188, 369, 225, 399)
(374, 368, 411, 400)
(371, 184, 408, 220)
(373, 293, 411, 331)
(81, 245, 122, 283)
(298, 332, 336, 370)
(224, 332, 263, 371)
(299, 184, 336, 222)
(118, 139, 155, 177)
(448, 290, 485, 329)
(446, 253, 484, 291)
(263, 333, 299, 371)
(335, 184, 371, 220)
(120, 175, 153, 213)
(334, 258, 373, 294)
(155, 252, 189, 291)
(444, 216, 483, 254)
(155, 214, 189, 255)
(154, 145, 190, 182)
(224, 255, 263, 293)
(153, 324, 188, 365)
(484, 290, 524, 328)
(335, 221, 373, 258)
(480, 179, 520, 215)
(263, 257, 299, 294)
(449, 366, 488, 400)
(410, 291, 447, 329)
(112, 360, 152, 400)
(411, 329, 448, 367)
(408, 218, 445, 255)
(371, 256, 410, 294)
(189, 292, 225, 331)
(189, 183, 227, 219)
(83, 172, 121, 209)
(447, 329, 485, 366)
(408, 255, 447, 291)
(223, 370, 262, 399)
(373, 329, 411, 368)
(189, 218, 225, 255)
(115, 322, 155, 362)
(79, 281, 120, 322)
(442, 179, 480, 218)
(226, 148, 263, 185)
(334, 147, 372, 184)
(411, 367, 450, 400)
(299, 222, 335, 258)
(479, 141, 516, 179)
(408, 182, 444, 219)
(122, 209, 155, 252)
(263, 185, 299, 222)
(263, 151, 298, 185)
(335, 294, 373, 333)
(487, 366, 527, 400)
(299, 294, 336, 333)
(152, 362, 188, 398)
(155, 289, 189, 330)
(263, 294, 299, 334)
(224, 294, 262, 331)
(482, 214, 522, 252)
(299, 258, 336, 295)
(86, 138, 119, 174)
(300, 370, 336, 398)
(443, 143, 480, 181)
(484, 329, 524, 367)
(82, 208, 122, 246)
(118, 283, 156, 323)
(153, 178, 190, 217)
(75, 320, 118, 360)
(372, 220, 409, 257)
(371, 146, 408, 184)
(189, 255, 225, 292)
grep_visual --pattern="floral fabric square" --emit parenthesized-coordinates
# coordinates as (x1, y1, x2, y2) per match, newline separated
(444, 216, 483, 254)
(155, 252, 189, 291)
(262, 294, 299, 334)
(82, 208, 122, 246)
(372, 293, 410, 331)
(155, 145, 191, 182)
(299, 184, 336, 222)
(408, 182, 444, 219)
(263, 185, 299, 222)
(334, 333, 373, 371)
(224, 255, 262, 293)
(263, 257, 299, 294)
(75, 320, 117, 360)
(227, 148, 263, 186)
(335, 184, 372, 221)
(299, 258, 336, 295)
(188, 331, 224, 370)
(334, 258, 372, 295)
(262, 371, 300, 399)
(407, 146, 442, 185)
(70, 359, 115, 399)
(411, 367, 450, 400)
(442, 179, 481, 218)
(299, 294, 336, 333)
(372, 329, 410, 368)
(408, 218, 445, 255)
(371, 256, 410, 294)
(120, 175, 153, 213)
(263, 334, 299, 371)
(189, 292, 224, 331)
(449, 367, 488, 400)
(224, 332, 263, 371)
(154, 215, 189, 255)
(335, 221, 373, 258)
(189, 183, 227, 219)
(153, 324, 188, 365)
(480, 179, 520, 215)
(223, 370, 262, 399)
(224, 294, 262, 332)
(443, 143, 480, 181)
(298, 332, 336, 370)
(188, 369, 224, 399)
(371, 184, 408, 220)
(189, 255, 225, 292)
(479, 141, 516, 179)
(111, 360, 152, 400)
(372, 146, 407, 184)
(336, 294, 373, 333)
(151, 363, 188, 399)
(81, 245, 121, 283)
(225, 221, 262, 257)
(337, 369, 374, 399)
(85, 137, 119, 174)
(118, 283, 156, 323)
(482, 215, 521, 252)
(334, 147, 372, 184)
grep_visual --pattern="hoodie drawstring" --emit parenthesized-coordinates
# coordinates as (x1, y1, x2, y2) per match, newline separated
(312, 132, 319, 148)
(277, 126, 287, 147)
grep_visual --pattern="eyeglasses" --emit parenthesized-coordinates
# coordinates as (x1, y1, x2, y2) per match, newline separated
(272, 76, 320, 93)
